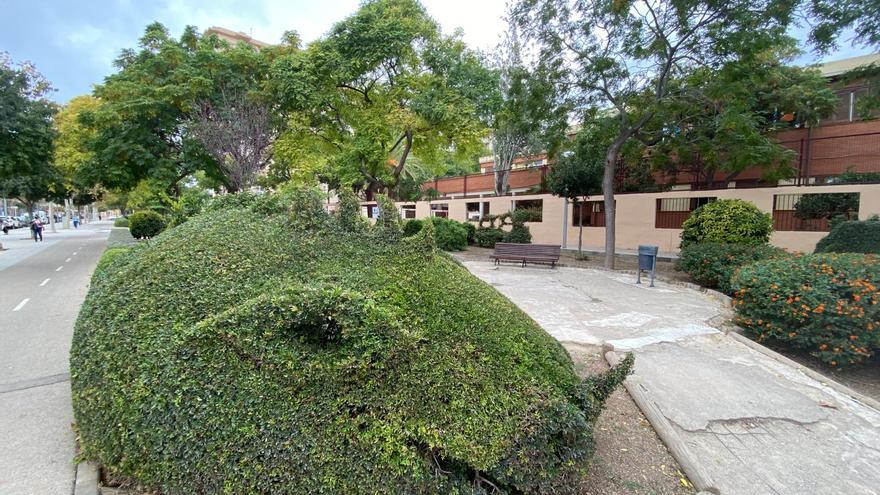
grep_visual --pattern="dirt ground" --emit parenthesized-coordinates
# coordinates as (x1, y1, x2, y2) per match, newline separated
(566, 344, 695, 495)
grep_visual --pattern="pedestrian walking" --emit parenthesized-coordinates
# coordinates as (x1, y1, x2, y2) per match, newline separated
(31, 218, 43, 242)
(73, 214, 79, 229)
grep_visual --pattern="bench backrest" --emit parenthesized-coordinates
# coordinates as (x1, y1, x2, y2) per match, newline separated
(493, 243, 561, 258)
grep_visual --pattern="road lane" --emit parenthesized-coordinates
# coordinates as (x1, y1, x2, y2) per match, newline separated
(0, 222, 110, 494)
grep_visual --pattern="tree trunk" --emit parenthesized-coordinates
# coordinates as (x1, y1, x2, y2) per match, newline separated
(63, 198, 70, 229)
(603, 136, 627, 269)
(49, 203, 56, 233)
(578, 222, 583, 258)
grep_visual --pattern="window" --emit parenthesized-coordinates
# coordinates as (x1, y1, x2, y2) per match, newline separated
(514, 199, 543, 222)
(400, 205, 416, 219)
(466, 201, 490, 221)
(773, 193, 859, 231)
(362, 204, 378, 219)
(430, 203, 449, 218)
(573, 201, 606, 227)
(655, 197, 716, 229)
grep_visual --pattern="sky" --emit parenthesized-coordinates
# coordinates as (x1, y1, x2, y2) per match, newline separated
(0, 0, 874, 104)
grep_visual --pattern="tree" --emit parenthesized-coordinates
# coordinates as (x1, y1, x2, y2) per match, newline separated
(514, 0, 800, 268)
(639, 44, 837, 186)
(54, 95, 103, 226)
(81, 23, 280, 197)
(0, 53, 58, 216)
(808, 0, 880, 118)
(548, 131, 604, 257)
(270, 0, 495, 198)
(191, 89, 275, 191)
(489, 25, 564, 196)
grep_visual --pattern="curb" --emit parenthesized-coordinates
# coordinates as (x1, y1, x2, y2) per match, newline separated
(73, 461, 99, 495)
(604, 350, 721, 495)
(723, 327, 880, 412)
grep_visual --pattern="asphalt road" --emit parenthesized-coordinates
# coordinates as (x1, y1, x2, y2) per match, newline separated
(0, 222, 110, 495)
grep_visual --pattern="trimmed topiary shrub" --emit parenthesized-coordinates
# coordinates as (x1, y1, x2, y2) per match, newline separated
(475, 227, 505, 248)
(70, 187, 632, 494)
(815, 220, 880, 254)
(431, 217, 468, 251)
(127, 211, 166, 239)
(731, 253, 880, 366)
(504, 223, 532, 244)
(677, 243, 787, 294)
(403, 219, 423, 237)
(113, 217, 129, 227)
(680, 199, 772, 247)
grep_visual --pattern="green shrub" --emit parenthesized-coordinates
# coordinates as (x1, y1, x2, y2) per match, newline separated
(677, 243, 787, 294)
(464, 222, 477, 244)
(475, 227, 505, 248)
(794, 192, 859, 221)
(503, 224, 533, 244)
(70, 188, 631, 493)
(403, 219, 423, 237)
(513, 208, 542, 223)
(431, 217, 468, 251)
(128, 211, 166, 239)
(680, 199, 772, 247)
(815, 220, 880, 254)
(113, 217, 129, 227)
(732, 253, 880, 366)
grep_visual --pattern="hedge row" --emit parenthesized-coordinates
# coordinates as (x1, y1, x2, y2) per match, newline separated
(71, 187, 632, 494)
(112, 217, 129, 227)
(402, 217, 470, 251)
(677, 243, 787, 295)
(815, 219, 880, 254)
(732, 254, 879, 366)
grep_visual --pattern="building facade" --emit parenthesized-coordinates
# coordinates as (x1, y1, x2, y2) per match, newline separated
(397, 54, 880, 254)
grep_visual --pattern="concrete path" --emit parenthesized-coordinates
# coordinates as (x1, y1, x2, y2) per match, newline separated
(0, 222, 110, 494)
(462, 261, 880, 495)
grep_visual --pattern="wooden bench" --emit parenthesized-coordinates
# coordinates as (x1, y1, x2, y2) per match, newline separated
(490, 243, 561, 268)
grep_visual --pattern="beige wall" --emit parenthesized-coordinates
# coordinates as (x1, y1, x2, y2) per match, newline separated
(392, 184, 880, 254)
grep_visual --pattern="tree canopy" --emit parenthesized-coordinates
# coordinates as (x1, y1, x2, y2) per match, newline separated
(269, 0, 495, 197)
(513, 0, 820, 267)
(0, 53, 59, 212)
(79, 23, 283, 196)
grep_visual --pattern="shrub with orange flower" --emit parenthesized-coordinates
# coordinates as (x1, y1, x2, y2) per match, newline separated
(731, 253, 880, 366)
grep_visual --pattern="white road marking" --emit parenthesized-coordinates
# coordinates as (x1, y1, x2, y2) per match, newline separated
(39, 278, 50, 287)
(65, 258, 72, 262)
(55, 266, 63, 272)
(73, 252, 78, 256)
(13, 298, 30, 311)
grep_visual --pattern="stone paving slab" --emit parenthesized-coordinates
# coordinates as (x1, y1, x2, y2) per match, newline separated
(461, 261, 880, 495)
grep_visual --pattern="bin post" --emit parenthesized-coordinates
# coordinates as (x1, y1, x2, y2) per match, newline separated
(636, 245, 659, 287)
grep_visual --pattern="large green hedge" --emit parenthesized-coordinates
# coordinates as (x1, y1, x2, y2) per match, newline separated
(71, 188, 631, 494)
(677, 243, 787, 295)
(815, 220, 880, 254)
(732, 253, 880, 366)
(680, 199, 772, 247)
(112, 217, 129, 227)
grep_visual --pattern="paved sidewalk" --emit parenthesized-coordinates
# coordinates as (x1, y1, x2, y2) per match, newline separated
(462, 261, 880, 495)
(0, 222, 110, 494)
